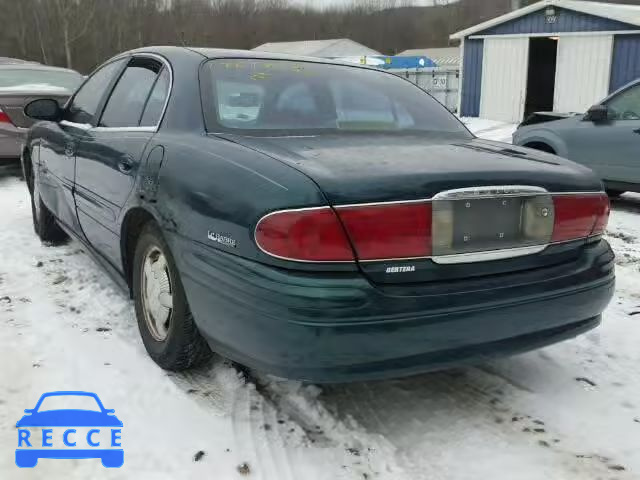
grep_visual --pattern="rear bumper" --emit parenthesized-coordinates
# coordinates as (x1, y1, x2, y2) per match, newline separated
(174, 236, 615, 382)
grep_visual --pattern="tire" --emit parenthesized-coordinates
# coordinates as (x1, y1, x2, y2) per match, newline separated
(29, 168, 68, 245)
(133, 221, 212, 370)
(606, 189, 625, 198)
(524, 142, 556, 155)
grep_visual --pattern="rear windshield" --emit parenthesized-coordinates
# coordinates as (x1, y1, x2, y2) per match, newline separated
(202, 59, 470, 137)
(0, 69, 83, 92)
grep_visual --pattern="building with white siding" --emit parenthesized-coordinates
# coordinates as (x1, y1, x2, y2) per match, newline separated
(451, 0, 640, 123)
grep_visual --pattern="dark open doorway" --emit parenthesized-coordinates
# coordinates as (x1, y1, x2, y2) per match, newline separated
(524, 37, 558, 118)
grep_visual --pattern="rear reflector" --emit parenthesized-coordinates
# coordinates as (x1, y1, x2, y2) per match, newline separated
(255, 207, 354, 262)
(0, 108, 13, 125)
(336, 203, 432, 260)
(551, 194, 609, 242)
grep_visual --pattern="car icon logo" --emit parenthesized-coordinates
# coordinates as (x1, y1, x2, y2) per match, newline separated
(15, 391, 123, 468)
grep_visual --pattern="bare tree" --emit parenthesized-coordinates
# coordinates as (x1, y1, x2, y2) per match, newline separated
(0, 0, 637, 73)
(53, 0, 97, 68)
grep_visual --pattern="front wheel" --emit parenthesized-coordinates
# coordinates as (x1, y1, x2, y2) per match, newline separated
(133, 222, 212, 370)
(29, 170, 68, 245)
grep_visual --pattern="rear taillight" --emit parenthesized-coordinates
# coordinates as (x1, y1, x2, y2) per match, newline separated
(0, 108, 13, 125)
(255, 203, 432, 262)
(551, 193, 609, 242)
(255, 192, 609, 263)
(336, 203, 432, 260)
(255, 207, 354, 262)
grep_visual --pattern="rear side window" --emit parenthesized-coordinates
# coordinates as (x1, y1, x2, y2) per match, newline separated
(65, 59, 126, 125)
(99, 57, 162, 128)
(140, 67, 170, 127)
(202, 59, 470, 137)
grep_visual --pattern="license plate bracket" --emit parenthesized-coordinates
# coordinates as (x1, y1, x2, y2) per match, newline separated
(431, 192, 555, 258)
(452, 197, 523, 252)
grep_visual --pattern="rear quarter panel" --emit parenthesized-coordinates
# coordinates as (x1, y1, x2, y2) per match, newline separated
(153, 133, 357, 272)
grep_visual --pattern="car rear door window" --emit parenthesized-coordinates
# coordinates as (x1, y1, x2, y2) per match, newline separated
(607, 84, 640, 121)
(65, 59, 126, 125)
(99, 58, 162, 128)
(140, 67, 170, 127)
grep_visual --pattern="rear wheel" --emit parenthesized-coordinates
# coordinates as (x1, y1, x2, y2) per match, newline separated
(29, 167, 68, 245)
(133, 222, 212, 370)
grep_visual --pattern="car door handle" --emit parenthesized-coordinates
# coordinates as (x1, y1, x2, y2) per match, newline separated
(117, 157, 134, 174)
(634, 128, 640, 135)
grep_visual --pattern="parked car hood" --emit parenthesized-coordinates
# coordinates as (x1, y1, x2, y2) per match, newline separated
(217, 133, 602, 204)
(519, 111, 581, 128)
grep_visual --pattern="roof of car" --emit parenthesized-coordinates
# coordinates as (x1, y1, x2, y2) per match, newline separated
(252, 39, 383, 57)
(128, 46, 367, 68)
(0, 63, 81, 75)
(0, 57, 37, 65)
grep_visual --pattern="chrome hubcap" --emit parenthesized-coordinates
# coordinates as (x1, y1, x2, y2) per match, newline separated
(141, 246, 173, 341)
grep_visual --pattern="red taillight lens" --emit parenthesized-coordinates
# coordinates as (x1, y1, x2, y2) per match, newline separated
(255, 207, 354, 262)
(591, 194, 610, 236)
(256, 192, 609, 263)
(0, 109, 13, 125)
(552, 193, 609, 242)
(336, 203, 432, 260)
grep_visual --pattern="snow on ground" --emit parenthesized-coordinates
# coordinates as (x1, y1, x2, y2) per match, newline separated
(460, 117, 518, 143)
(0, 122, 639, 479)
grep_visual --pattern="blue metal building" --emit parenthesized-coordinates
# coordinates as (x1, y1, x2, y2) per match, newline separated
(451, 0, 640, 122)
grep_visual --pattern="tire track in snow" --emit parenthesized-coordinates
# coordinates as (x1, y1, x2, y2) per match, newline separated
(319, 368, 635, 480)
(252, 375, 409, 480)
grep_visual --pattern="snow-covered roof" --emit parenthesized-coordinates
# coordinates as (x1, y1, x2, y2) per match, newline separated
(0, 57, 39, 65)
(252, 38, 382, 58)
(397, 47, 460, 67)
(451, 0, 640, 40)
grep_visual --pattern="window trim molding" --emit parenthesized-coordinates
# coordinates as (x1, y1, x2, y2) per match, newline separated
(94, 53, 174, 133)
(93, 126, 158, 133)
(60, 120, 92, 131)
(63, 57, 129, 126)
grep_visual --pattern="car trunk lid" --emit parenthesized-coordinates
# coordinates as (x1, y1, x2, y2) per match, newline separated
(223, 132, 607, 284)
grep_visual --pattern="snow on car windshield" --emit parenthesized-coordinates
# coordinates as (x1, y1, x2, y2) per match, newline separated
(204, 59, 471, 136)
(37, 395, 102, 412)
(0, 69, 83, 92)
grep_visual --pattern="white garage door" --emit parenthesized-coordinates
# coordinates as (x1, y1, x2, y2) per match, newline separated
(480, 37, 529, 123)
(554, 35, 613, 113)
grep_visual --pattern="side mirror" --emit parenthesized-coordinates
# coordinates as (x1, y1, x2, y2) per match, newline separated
(24, 98, 62, 122)
(585, 104, 609, 123)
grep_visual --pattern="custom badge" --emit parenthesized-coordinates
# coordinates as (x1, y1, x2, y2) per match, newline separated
(385, 266, 416, 274)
